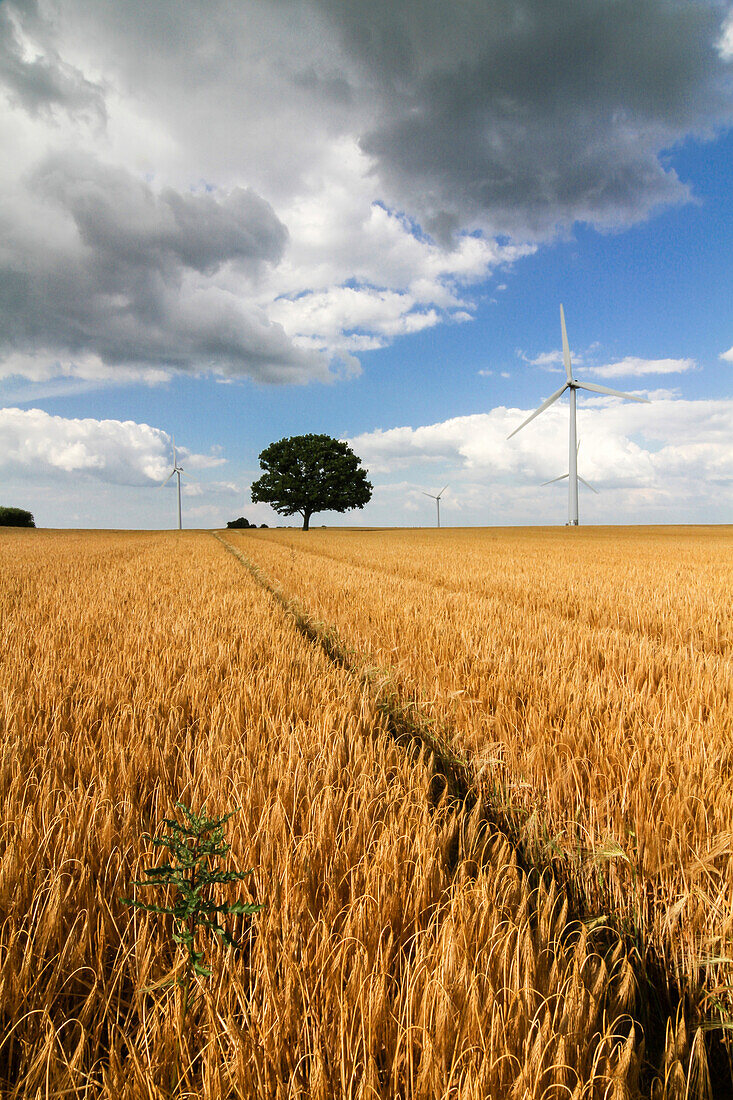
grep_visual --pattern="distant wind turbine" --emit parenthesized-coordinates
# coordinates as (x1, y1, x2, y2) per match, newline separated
(422, 484, 448, 528)
(542, 439, 599, 496)
(159, 435, 188, 530)
(508, 305, 649, 525)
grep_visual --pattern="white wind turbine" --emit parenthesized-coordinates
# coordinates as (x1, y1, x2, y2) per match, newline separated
(159, 435, 188, 530)
(422, 484, 448, 528)
(542, 439, 599, 496)
(508, 305, 649, 525)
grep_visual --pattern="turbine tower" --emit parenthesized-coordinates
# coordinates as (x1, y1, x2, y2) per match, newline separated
(422, 485, 448, 528)
(160, 435, 186, 530)
(508, 305, 649, 525)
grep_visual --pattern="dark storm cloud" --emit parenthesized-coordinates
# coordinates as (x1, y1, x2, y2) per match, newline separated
(0, 0, 105, 122)
(33, 153, 288, 275)
(314, 0, 733, 237)
(1, 154, 328, 382)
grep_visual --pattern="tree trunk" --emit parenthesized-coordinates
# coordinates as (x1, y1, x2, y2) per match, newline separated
(302, 511, 311, 531)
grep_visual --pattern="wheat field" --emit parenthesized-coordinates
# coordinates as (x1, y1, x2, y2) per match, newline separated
(0, 528, 660, 1099)
(226, 525, 733, 1077)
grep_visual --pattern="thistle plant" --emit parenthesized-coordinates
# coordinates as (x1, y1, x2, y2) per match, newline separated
(122, 802, 261, 1091)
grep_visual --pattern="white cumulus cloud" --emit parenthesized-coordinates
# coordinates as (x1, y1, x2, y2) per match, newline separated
(350, 397, 733, 524)
(0, 407, 221, 485)
(586, 356, 696, 378)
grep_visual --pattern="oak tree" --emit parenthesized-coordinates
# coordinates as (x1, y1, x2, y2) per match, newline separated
(250, 434, 372, 530)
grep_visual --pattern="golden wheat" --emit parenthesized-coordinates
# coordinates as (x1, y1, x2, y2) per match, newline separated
(231, 526, 733, 1025)
(1, 529, 648, 1098)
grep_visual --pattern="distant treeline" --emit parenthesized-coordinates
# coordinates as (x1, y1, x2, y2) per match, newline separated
(0, 507, 35, 528)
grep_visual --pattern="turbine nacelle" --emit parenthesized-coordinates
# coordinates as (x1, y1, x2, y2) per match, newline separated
(421, 484, 448, 502)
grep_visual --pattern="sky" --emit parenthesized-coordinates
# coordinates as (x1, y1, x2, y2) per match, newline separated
(1, 0, 732, 529)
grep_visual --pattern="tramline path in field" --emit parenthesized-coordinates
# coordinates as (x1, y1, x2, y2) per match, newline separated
(230, 525, 733, 1066)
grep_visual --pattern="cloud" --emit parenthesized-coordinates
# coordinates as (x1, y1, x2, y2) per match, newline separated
(0, 407, 220, 485)
(719, 10, 733, 58)
(525, 350, 565, 370)
(258, 156, 531, 354)
(0, 2, 106, 123)
(721, 346, 733, 362)
(0, 351, 171, 386)
(520, 349, 696, 379)
(1, 0, 726, 396)
(350, 399, 733, 523)
(0, 0, 731, 390)
(269, 286, 442, 346)
(317, 0, 733, 240)
(585, 356, 697, 378)
(33, 152, 287, 274)
(0, 150, 337, 384)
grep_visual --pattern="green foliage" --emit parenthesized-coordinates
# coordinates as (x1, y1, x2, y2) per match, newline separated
(123, 802, 261, 980)
(227, 516, 252, 528)
(251, 433, 372, 530)
(0, 506, 35, 528)
(122, 803, 261, 1093)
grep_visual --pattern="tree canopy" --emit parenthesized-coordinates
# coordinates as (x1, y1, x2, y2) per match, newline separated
(0, 507, 35, 528)
(250, 434, 372, 530)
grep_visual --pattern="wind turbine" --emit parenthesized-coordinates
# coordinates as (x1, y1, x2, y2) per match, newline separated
(508, 305, 649, 525)
(422, 485, 448, 528)
(542, 440, 599, 496)
(160, 435, 186, 530)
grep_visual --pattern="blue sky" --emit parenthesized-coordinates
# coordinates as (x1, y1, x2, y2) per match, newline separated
(1, 0, 732, 528)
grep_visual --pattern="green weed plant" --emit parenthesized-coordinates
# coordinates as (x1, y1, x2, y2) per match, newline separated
(123, 802, 261, 1092)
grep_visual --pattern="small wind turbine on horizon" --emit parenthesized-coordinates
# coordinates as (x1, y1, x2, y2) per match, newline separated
(159, 435, 188, 530)
(422, 485, 448, 528)
(508, 305, 649, 526)
(542, 439, 599, 496)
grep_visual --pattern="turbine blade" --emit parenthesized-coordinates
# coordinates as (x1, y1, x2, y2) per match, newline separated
(438, 485, 449, 497)
(507, 383, 569, 439)
(576, 381, 650, 403)
(172, 433, 176, 468)
(422, 491, 436, 499)
(560, 304, 572, 381)
(578, 475, 599, 494)
(159, 471, 175, 488)
(541, 474, 568, 486)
